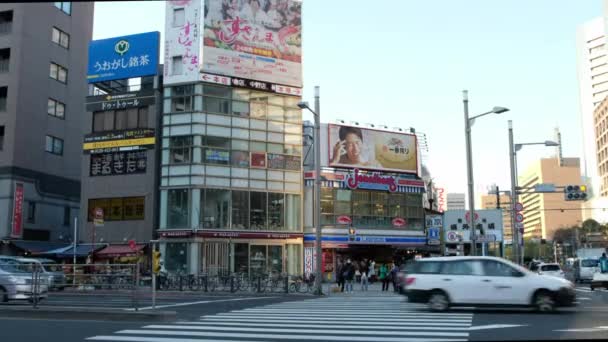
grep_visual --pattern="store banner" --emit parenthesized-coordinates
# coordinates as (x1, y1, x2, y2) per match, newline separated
(90, 151, 147, 176)
(86, 89, 156, 112)
(202, 0, 303, 87)
(328, 124, 418, 174)
(304, 247, 314, 276)
(10, 183, 24, 238)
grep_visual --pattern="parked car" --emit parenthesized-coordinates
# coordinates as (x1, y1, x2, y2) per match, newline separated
(403, 256, 576, 312)
(537, 263, 566, 279)
(573, 258, 599, 283)
(0, 262, 49, 303)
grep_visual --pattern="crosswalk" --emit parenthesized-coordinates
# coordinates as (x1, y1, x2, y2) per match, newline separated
(86, 295, 473, 342)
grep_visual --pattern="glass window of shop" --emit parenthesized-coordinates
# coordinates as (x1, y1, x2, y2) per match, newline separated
(164, 84, 301, 123)
(165, 242, 189, 274)
(200, 190, 300, 232)
(320, 188, 422, 229)
(234, 243, 249, 274)
(167, 189, 189, 228)
(202, 189, 230, 229)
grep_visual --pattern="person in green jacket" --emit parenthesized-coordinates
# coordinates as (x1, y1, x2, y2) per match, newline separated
(379, 263, 389, 291)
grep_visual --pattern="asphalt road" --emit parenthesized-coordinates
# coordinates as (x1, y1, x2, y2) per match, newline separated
(1, 285, 608, 341)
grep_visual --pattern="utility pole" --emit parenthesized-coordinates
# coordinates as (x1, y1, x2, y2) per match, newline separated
(463, 90, 477, 256)
(508, 120, 520, 264)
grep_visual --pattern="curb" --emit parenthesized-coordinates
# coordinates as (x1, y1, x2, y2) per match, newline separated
(0, 306, 177, 322)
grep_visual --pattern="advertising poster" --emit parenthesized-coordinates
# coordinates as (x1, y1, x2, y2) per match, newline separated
(328, 124, 418, 174)
(203, 0, 302, 87)
(10, 183, 24, 238)
(164, 0, 202, 85)
(87, 31, 160, 83)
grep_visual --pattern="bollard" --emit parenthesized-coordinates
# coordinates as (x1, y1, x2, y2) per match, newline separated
(132, 264, 140, 312)
(179, 275, 183, 292)
(31, 266, 39, 309)
(230, 275, 235, 293)
(257, 276, 262, 293)
(203, 275, 208, 292)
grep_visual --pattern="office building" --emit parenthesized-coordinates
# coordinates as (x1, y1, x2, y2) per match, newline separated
(157, 0, 304, 276)
(518, 158, 583, 240)
(447, 193, 466, 210)
(576, 11, 608, 223)
(0, 3, 93, 254)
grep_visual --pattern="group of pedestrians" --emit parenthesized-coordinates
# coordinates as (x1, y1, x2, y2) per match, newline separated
(335, 258, 400, 293)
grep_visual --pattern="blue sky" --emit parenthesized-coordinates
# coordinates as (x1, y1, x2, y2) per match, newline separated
(94, 0, 602, 201)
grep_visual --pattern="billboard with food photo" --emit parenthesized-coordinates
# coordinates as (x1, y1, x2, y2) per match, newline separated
(327, 124, 418, 174)
(203, 0, 302, 87)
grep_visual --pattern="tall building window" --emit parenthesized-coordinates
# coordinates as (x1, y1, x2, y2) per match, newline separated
(169, 136, 192, 164)
(201, 189, 230, 229)
(0, 86, 6, 112)
(27, 202, 36, 223)
(250, 192, 267, 230)
(51, 27, 70, 49)
(63, 206, 70, 226)
(45, 135, 63, 155)
(0, 48, 9, 73)
(231, 190, 249, 229)
(0, 11, 13, 35)
(47, 98, 65, 119)
(0, 126, 4, 150)
(167, 189, 189, 228)
(173, 8, 185, 27)
(49, 62, 67, 83)
(54, 2, 71, 15)
(92, 108, 148, 132)
(172, 56, 183, 75)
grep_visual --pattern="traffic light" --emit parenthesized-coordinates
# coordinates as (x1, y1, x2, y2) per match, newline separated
(564, 185, 588, 201)
(348, 228, 356, 242)
(152, 250, 161, 274)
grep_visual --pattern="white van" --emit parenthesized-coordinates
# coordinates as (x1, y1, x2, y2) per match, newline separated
(574, 258, 599, 283)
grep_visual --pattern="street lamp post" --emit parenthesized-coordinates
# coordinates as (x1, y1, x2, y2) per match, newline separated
(508, 119, 559, 265)
(463, 90, 509, 256)
(298, 86, 323, 295)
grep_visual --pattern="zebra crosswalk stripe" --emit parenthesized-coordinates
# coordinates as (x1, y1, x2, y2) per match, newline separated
(86, 294, 473, 342)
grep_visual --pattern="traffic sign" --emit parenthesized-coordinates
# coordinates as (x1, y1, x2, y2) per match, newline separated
(515, 213, 524, 223)
(514, 202, 523, 212)
(534, 183, 556, 193)
(465, 211, 479, 223)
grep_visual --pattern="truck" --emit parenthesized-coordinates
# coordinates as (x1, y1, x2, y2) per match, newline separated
(573, 248, 606, 283)
(576, 248, 606, 259)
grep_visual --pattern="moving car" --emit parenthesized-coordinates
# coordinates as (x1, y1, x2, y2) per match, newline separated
(537, 263, 566, 279)
(573, 258, 599, 283)
(403, 256, 575, 312)
(0, 262, 49, 302)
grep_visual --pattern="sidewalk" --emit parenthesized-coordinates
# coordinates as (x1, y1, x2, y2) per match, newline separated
(323, 281, 402, 297)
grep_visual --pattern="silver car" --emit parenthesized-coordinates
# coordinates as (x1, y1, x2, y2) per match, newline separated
(0, 263, 49, 302)
(15, 258, 66, 290)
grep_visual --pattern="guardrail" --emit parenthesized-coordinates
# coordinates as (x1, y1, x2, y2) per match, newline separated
(157, 273, 316, 294)
(1, 261, 317, 309)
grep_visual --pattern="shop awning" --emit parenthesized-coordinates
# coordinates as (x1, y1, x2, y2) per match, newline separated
(48, 244, 107, 258)
(11, 240, 71, 254)
(95, 244, 145, 258)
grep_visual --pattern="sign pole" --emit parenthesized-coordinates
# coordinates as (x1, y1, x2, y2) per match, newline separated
(73, 216, 77, 286)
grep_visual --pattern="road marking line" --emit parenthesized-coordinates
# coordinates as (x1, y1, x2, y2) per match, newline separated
(89, 335, 466, 342)
(141, 325, 470, 337)
(180, 322, 472, 329)
(578, 297, 592, 300)
(201, 315, 471, 323)
(575, 288, 592, 293)
(468, 324, 527, 331)
(239, 309, 473, 317)
(124, 297, 274, 311)
(198, 318, 471, 326)
(116, 329, 470, 339)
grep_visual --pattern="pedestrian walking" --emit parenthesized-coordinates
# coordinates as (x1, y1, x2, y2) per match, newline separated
(344, 259, 355, 293)
(390, 262, 399, 292)
(379, 263, 389, 291)
(360, 260, 369, 291)
(368, 260, 376, 284)
(337, 262, 345, 292)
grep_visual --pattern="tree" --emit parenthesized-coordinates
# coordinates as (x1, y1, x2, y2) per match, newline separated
(552, 227, 575, 244)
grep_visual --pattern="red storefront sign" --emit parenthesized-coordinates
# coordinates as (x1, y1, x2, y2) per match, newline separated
(10, 183, 24, 238)
(392, 217, 406, 227)
(196, 231, 303, 239)
(159, 230, 193, 238)
(336, 215, 352, 224)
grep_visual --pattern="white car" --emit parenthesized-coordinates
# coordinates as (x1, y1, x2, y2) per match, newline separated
(403, 256, 576, 312)
(537, 263, 566, 279)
